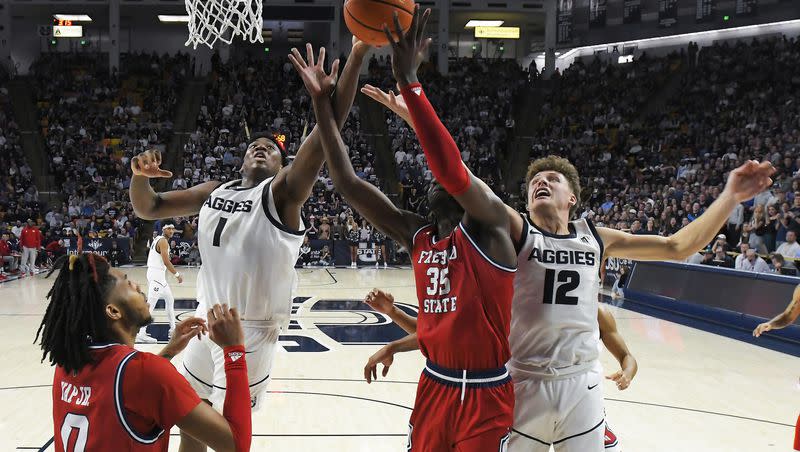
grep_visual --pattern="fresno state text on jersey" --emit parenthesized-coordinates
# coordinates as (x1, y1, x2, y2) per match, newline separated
(411, 223, 516, 371)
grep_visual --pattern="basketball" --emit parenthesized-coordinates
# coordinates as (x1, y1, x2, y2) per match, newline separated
(344, 0, 416, 47)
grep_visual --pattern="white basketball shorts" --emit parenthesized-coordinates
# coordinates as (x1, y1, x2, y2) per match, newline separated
(179, 325, 280, 411)
(508, 368, 605, 452)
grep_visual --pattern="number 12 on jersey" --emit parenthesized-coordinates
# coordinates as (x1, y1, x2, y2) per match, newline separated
(542, 269, 580, 305)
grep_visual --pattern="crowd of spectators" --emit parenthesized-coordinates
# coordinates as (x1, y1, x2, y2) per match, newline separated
(26, 52, 191, 266)
(3, 36, 799, 273)
(524, 36, 800, 274)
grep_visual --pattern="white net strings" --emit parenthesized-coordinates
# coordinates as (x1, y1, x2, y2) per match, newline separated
(185, 0, 264, 49)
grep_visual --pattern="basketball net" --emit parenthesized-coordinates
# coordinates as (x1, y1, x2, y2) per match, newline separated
(184, 0, 264, 49)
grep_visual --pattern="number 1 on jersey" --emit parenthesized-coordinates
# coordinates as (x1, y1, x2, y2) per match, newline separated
(213, 217, 228, 247)
(542, 269, 580, 305)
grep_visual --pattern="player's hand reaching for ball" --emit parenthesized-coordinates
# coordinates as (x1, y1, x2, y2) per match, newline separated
(382, 5, 432, 88)
(724, 160, 776, 203)
(753, 322, 773, 337)
(351, 36, 370, 57)
(364, 344, 395, 383)
(364, 288, 396, 314)
(289, 43, 340, 100)
(361, 84, 411, 125)
(207, 304, 244, 348)
(161, 317, 207, 359)
(131, 149, 173, 179)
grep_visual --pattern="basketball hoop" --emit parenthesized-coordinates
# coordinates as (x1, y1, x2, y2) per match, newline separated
(184, 0, 264, 49)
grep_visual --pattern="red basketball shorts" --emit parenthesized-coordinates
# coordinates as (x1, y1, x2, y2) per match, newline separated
(407, 360, 514, 452)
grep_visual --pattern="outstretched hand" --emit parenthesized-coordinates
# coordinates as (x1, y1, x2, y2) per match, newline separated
(289, 43, 340, 99)
(131, 149, 173, 179)
(724, 160, 776, 203)
(382, 5, 432, 88)
(361, 84, 411, 125)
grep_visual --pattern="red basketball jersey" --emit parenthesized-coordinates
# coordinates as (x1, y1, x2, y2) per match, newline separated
(52, 343, 201, 452)
(412, 223, 516, 370)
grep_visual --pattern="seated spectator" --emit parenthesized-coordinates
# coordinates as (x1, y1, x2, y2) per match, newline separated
(317, 245, 332, 267)
(738, 249, 770, 273)
(770, 254, 797, 276)
(700, 248, 715, 266)
(712, 248, 734, 269)
(0, 232, 18, 277)
(734, 242, 750, 269)
(297, 236, 312, 268)
(775, 231, 800, 267)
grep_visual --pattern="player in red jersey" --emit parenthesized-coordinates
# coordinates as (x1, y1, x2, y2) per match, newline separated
(288, 6, 516, 449)
(753, 283, 800, 451)
(36, 254, 252, 452)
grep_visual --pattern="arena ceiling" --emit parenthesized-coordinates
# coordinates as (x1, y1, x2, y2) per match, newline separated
(8, 1, 546, 34)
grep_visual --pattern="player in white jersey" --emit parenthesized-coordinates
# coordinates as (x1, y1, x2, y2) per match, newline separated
(358, 84, 775, 451)
(128, 40, 369, 452)
(507, 156, 774, 451)
(136, 223, 183, 343)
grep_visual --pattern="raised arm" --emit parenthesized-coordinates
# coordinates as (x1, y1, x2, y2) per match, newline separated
(289, 45, 424, 250)
(362, 84, 525, 244)
(600, 160, 775, 261)
(753, 284, 800, 337)
(272, 40, 369, 208)
(129, 149, 222, 220)
(384, 8, 513, 267)
(598, 306, 637, 390)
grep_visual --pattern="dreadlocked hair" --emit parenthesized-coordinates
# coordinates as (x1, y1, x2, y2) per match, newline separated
(35, 254, 116, 374)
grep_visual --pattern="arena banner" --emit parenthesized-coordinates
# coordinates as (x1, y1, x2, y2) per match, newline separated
(299, 239, 390, 267)
(589, 0, 607, 28)
(658, 0, 678, 28)
(696, 0, 715, 23)
(603, 257, 633, 288)
(623, 0, 642, 24)
(65, 237, 131, 262)
(556, 0, 574, 44)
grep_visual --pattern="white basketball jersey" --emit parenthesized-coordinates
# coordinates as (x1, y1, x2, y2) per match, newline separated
(146, 236, 167, 282)
(509, 216, 603, 378)
(196, 177, 305, 327)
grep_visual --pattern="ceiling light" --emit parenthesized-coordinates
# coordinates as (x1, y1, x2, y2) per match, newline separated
(54, 14, 92, 22)
(465, 20, 504, 28)
(158, 15, 190, 23)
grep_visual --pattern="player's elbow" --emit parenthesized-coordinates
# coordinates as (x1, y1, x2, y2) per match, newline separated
(130, 198, 160, 221)
(665, 236, 693, 260)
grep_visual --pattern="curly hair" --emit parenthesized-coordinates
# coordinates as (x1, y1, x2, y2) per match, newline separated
(35, 254, 116, 374)
(525, 155, 582, 218)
